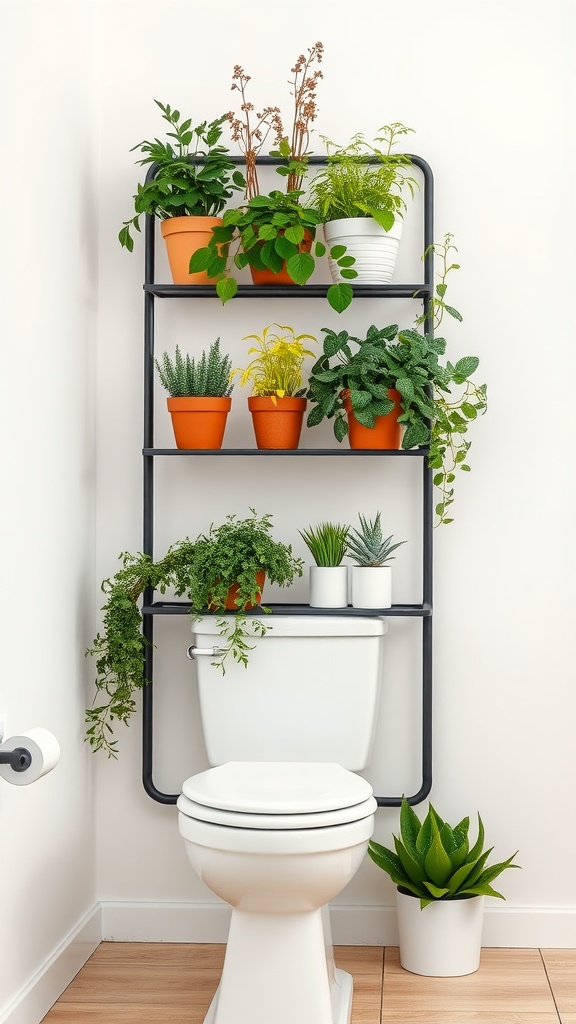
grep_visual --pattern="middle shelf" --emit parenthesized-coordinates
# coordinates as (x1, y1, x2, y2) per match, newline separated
(143, 601, 432, 618)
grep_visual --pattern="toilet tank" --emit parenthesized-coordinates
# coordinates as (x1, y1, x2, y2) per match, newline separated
(191, 615, 387, 771)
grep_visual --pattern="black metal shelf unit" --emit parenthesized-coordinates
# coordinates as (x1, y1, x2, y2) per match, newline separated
(140, 154, 434, 808)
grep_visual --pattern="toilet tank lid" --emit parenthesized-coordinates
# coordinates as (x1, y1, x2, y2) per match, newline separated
(182, 762, 374, 814)
(194, 614, 388, 638)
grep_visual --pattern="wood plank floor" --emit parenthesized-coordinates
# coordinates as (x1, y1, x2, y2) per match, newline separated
(41, 943, 576, 1023)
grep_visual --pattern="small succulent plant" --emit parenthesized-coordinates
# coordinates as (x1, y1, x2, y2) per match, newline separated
(346, 512, 405, 567)
(368, 797, 520, 909)
(299, 521, 350, 567)
(155, 339, 233, 398)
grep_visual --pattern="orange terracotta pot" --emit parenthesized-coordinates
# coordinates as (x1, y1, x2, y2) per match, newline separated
(160, 216, 223, 284)
(209, 571, 266, 611)
(248, 396, 307, 449)
(249, 230, 313, 286)
(342, 388, 402, 450)
(167, 396, 231, 449)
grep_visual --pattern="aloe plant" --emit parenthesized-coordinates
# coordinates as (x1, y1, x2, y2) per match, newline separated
(368, 797, 520, 909)
(346, 512, 405, 567)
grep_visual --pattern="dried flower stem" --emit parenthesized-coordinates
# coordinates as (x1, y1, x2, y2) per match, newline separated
(228, 66, 284, 200)
(286, 41, 324, 192)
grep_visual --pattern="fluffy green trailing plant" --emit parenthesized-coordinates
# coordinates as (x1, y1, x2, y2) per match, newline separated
(118, 101, 245, 251)
(188, 189, 357, 313)
(309, 124, 417, 229)
(155, 339, 234, 397)
(299, 521, 350, 566)
(231, 323, 316, 398)
(346, 512, 405, 566)
(306, 236, 487, 525)
(368, 797, 520, 909)
(85, 511, 303, 757)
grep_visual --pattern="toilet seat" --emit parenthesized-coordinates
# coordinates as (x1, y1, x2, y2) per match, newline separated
(178, 761, 376, 830)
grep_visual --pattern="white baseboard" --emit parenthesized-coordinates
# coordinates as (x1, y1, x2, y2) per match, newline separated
(101, 900, 576, 948)
(0, 904, 101, 1024)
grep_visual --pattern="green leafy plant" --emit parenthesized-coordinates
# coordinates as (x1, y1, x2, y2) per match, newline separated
(368, 797, 520, 909)
(188, 189, 357, 312)
(231, 323, 316, 399)
(346, 512, 405, 566)
(155, 339, 233, 397)
(85, 511, 303, 757)
(306, 237, 487, 524)
(309, 124, 417, 229)
(299, 521, 350, 566)
(118, 100, 245, 251)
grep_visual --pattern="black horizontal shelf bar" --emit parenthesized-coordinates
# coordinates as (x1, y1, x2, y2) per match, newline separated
(142, 601, 432, 618)
(144, 283, 432, 299)
(143, 447, 429, 457)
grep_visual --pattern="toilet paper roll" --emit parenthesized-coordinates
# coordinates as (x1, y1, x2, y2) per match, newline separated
(0, 728, 60, 786)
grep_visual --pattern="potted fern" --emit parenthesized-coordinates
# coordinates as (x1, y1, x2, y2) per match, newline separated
(309, 123, 417, 284)
(368, 798, 520, 977)
(299, 521, 350, 608)
(347, 512, 405, 609)
(155, 338, 234, 449)
(231, 323, 316, 449)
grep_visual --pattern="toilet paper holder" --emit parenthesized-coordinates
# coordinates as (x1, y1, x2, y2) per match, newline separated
(0, 745, 33, 773)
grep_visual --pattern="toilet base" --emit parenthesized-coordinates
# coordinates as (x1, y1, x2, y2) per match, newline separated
(204, 967, 353, 1024)
(202, 906, 353, 1024)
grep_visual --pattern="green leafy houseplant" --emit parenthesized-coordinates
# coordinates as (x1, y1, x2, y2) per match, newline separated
(309, 123, 417, 230)
(86, 511, 303, 757)
(306, 236, 487, 524)
(346, 512, 405, 566)
(368, 797, 520, 909)
(118, 100, 245, 251)
(299, 521, 350, 566)
(188, 189, 357, 312)
(231, 323, 316, 399)
(155, 339, 233, 397)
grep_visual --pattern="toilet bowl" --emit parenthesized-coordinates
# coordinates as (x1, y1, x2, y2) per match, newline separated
(179, 616, 387, 1024)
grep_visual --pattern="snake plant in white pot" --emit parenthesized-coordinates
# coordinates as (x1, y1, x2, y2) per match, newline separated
(368, 798, 520, 977)
(346, 512, 405, 609)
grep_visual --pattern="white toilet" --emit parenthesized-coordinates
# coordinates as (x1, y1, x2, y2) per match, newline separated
(177, 614, 387, 1024)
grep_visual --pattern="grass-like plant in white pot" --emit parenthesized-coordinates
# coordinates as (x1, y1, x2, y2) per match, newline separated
(346, 512, 405, 609)
(299, 521, 350, 608)
(368, 798, 520, 977)
(155, 338, 234, 449)
(309, 123, 417, 284)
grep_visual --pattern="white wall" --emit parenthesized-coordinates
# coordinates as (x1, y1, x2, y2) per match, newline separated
(0, 2, 100, 1020)
(90, 0, 576, 946)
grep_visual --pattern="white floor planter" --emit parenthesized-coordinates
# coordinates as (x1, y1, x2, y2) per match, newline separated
(323, 217, 403, 284)
(309, 566, 348, 608)
(396, 889, 485, 977)
(350, 566, 392, 609)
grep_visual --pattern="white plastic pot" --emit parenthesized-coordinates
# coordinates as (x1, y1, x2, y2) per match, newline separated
(309, 566, 348, 609)
(323, 217, 403, 284)
(350, 566, 392, 609)
(396, 889, 485, 977)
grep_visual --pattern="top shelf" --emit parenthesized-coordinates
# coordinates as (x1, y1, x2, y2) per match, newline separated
(144, 283, 433, 299)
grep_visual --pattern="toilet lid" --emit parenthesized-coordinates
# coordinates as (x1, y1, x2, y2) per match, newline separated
(180, 762, 375, 824)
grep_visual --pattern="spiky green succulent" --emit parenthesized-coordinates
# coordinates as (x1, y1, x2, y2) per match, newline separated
(368, 797, 520, 909)
(155, 339, 233, 397)
(299, 521, 350, 567)
(346, 511, 405, 567)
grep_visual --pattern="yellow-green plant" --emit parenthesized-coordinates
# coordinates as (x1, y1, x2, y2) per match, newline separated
(231, 323, 316, 399)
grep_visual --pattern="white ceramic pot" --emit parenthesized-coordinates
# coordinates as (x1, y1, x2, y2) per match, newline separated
(323, 217, 403, 284)
(396, 889, 485, 977)
(309, 566, 348, 609)
(350, 566, 392, 609)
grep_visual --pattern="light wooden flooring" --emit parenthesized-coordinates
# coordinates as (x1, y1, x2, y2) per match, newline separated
(41, 943, 576, 1024)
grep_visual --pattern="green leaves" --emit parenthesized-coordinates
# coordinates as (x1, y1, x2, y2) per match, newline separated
(368, 798, 520, 910)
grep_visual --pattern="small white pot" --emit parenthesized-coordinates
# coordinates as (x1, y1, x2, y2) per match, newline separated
(309, 566, 348, 609)
(396, 889, 485, 977)
(350, 566, 392, 609)
(323, 217, 403, 284)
